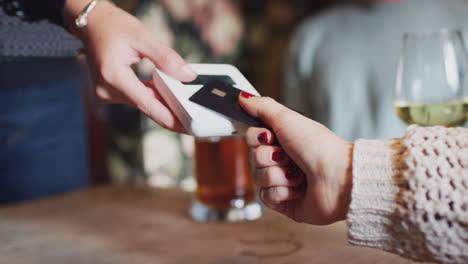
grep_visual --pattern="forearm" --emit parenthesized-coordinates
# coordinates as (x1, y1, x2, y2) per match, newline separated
(63, 0, 115, 38)
(63, 0, 92, 27)
(347, 126, 468, 263)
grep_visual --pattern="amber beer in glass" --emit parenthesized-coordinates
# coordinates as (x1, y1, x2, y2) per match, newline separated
(190, 136, 262, 222)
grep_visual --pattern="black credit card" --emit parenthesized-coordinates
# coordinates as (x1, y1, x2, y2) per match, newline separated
(189, 79, 265, 128)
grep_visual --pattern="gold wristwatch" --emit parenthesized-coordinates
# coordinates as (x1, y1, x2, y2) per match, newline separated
(75, 0, 103, 28)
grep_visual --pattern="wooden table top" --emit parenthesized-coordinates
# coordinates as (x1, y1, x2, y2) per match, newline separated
(0, 186, 415, 264)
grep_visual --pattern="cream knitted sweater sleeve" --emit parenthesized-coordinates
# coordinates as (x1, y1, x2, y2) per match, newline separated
(347, 126, 468, 263)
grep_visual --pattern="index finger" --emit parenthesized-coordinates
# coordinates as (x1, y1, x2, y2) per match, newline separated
(113, 67, 186, 133)
(133, 33, 197, 82)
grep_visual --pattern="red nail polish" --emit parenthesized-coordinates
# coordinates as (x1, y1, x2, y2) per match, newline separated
(240, 91, 255, 99)
(257, 132, 268, 144)
(272, 151, 284, 162)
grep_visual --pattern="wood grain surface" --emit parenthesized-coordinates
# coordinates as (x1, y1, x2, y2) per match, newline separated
(0, 186, 415, 264)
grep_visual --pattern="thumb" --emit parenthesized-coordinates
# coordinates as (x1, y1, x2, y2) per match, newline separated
(238, 93, 294, 130)
(135, 34, 197, 82)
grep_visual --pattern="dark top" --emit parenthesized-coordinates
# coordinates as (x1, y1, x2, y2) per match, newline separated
(0, 0, 82, 59)
(2, 0, 67, 25)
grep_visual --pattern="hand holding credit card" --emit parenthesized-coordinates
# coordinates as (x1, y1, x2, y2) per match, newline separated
(189, 79, 265, 128)
(152, 64, 262, 137)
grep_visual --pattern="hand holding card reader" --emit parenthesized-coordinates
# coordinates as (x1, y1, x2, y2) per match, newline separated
(152, 64, 262, 137)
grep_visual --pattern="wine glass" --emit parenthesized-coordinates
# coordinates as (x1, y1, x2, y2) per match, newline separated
(395, 30, 468, 128)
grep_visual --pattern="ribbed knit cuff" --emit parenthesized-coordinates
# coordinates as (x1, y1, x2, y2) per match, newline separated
(347, 138, 406, 251)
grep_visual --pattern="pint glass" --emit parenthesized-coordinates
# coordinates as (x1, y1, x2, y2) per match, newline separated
(190, 136, 262, 222)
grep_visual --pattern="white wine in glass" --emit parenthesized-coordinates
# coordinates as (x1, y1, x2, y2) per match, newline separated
(395, 30, 468, 127)
(395, 101, 467, 127)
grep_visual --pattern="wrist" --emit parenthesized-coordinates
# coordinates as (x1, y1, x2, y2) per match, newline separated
(322, 136, 353, 222)
(64, 0, 90, 33)
(339, 141, 353, 221)
(63, 0, 114, 38)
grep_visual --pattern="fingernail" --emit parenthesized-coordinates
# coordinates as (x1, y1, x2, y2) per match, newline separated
(272, 151, 285, 162)
(240, 91, 255, 99)
(181, 65, 197, 77)
(257, 132, 268, 144)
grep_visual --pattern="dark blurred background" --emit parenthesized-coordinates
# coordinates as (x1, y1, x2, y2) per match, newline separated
(86, 0, 468, 189)
(87, 0, 329, 187)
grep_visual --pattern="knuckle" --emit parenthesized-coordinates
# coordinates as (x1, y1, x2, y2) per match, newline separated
(245, 128, 258, 146)
(271, 109, 291, 135)
(269, 190, 283, 205)
(132, 92, 151, 115)
(268, 188, 284, 204)
(156, 53, 169, 68)
(253, 169, 262, 186)
(263, 167, 276, 186)
(97, 60, 116, 84)
(255, 145, 272, 166)
(157, 49, 178, 68)
(275, 108, 290, 121)
(137, 99, 150, 116)
(261, 96, 277, 105)
(253, 147, 263, 165)
(257, 97, 285, 122)
(95, 87, 112, 103)
(95, 86, 107, 98)
(259, 189, 270, 206)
